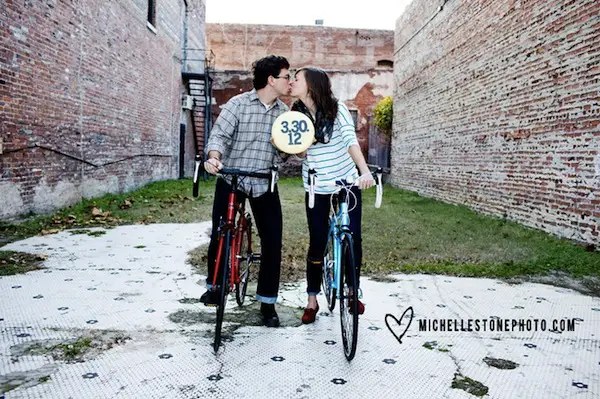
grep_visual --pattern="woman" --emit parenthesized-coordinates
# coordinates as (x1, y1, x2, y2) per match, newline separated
(289, 67, 375, 324)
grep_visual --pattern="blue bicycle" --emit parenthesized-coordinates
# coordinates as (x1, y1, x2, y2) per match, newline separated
(308, 167, 383, 360)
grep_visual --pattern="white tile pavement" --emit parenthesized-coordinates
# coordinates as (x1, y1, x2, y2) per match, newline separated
(1, 223, 598, 398)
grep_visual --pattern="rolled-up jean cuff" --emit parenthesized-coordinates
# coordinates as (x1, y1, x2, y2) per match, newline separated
(256, 294, 277, 304)
(307, 291, 320, 296)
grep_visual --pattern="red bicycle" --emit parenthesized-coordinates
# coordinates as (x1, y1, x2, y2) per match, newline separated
(193, 155, 278, 352)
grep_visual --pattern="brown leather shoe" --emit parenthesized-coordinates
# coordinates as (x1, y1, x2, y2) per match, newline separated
(301, 304, 320, 324)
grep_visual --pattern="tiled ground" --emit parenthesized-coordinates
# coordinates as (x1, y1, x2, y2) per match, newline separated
(1, 223, 599, 398)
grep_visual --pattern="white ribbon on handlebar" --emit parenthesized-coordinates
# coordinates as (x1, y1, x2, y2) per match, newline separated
(375, 173, 383, 208)
(270, 169, 277, 193)
(193, 161, 201, 184)
(308, 174, 316, 209)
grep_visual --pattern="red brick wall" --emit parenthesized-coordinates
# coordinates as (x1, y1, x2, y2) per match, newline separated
(207, 24, 394, 70)
(392, 0, 599, 245)
(0, 0, 206, 219)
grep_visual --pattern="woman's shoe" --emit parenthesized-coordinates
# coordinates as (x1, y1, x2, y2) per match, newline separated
(349, 299, 365, 314)
(301, 304, 320, 324)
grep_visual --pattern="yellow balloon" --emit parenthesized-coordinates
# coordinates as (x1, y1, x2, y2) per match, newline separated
(271, 111, 315, 154)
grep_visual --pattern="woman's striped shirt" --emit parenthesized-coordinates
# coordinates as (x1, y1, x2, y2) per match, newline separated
(302, 102, 359, 194)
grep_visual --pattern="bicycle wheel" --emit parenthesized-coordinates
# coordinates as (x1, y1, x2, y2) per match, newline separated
(235, 217, 251, 306)
(339, 235, 358, 361)
(214, 231, 232, 353)
(322, 233, 337, 311)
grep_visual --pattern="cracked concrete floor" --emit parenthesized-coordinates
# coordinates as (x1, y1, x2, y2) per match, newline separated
(1, 223, 599, 398)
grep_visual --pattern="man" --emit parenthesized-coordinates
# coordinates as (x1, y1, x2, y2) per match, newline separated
(202, 55, 292, 327)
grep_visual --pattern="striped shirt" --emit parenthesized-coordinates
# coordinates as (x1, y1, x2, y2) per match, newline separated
(302, 103, 359, 194)
(206, 89, 289, 197)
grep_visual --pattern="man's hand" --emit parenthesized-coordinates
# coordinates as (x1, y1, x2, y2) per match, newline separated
(357, 171, 375, 190)
(204, 157, 223, 175)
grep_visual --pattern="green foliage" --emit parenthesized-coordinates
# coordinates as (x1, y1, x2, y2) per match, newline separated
(373, 96, 393, 136)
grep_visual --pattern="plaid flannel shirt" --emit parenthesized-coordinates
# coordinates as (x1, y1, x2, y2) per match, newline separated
(205, 89, 289, 197)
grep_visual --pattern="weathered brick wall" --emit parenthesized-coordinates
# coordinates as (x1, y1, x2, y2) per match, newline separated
(207, 24, 394, 70)
(203, 24, 394, 165)
(210, 69, 393, 155)
(392, 0, 599, 245)
(0, 0, 206, 220)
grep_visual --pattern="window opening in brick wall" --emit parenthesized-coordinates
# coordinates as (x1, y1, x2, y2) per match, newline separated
(147, 0, 157, 27)
(377, 60, 393, 69)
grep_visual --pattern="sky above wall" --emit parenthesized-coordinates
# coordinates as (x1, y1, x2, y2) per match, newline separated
(206, 0, 413, 30)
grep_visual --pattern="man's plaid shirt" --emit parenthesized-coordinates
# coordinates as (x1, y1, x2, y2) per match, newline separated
(205, 89, 289, 197)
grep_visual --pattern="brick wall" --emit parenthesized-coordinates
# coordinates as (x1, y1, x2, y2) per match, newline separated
(392, 0, 599, 245)
(203, 23, 395, 162)
(0, 0, 206, 220)
(207, 23, 394, 71)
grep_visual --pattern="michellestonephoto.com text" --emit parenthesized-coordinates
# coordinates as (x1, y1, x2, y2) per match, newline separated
(418, 318, 578, 333)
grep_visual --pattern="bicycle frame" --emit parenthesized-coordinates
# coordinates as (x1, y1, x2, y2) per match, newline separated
(211, 176, 250, 292)
(326, 192, 352, 296)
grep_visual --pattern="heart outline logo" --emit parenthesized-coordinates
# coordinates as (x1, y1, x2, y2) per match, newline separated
(385, 306, 414, 344)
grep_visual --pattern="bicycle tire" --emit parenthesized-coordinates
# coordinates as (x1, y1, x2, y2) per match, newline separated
(339, 235, 358, 361)
(214, 231, 232, 353)
(322, 233, 337, 311)
(235, 217, 251, 306)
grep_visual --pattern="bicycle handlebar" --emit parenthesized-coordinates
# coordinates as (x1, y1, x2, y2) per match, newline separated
(218, 168, 271, 179)
(192, 154, 279, 197)
(307, 167, 383, 209)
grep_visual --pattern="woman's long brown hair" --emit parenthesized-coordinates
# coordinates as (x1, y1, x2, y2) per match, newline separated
(295, 67, 338, 121)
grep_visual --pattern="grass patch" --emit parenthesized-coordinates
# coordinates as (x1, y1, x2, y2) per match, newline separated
(451, 374, 489, 397)
(423, 341, 437, 350)
(58, 337, 93, 360)
(23, 337, 93, 362)
(0, 178, 215, 243)
(19, 333, 131, 363)
(1, 177, 599, 284)
(69, 229, 106, 237)
(360, 187, 600, 279)
(0, 251, 46, 276)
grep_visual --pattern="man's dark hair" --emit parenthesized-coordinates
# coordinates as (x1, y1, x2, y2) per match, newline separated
(252, 55, 290, 90)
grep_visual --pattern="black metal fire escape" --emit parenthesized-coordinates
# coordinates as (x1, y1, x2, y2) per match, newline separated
(181, 47, 215, 179)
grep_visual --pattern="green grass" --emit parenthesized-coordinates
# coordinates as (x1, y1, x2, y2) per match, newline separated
(0, 251, 46, 275)
(360, 188, 600, 279)
(1, 177, 599, 283)
(0, 178, 215, 242)
(23, 337, 94, 361)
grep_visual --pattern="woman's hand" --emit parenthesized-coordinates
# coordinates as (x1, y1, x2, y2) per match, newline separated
(358, 171, 375, 190)
(204, 157, 223, 175)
